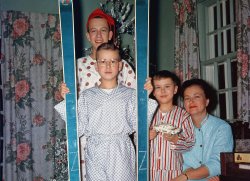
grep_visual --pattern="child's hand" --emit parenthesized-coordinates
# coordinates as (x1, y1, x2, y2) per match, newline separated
(149, 127, 158, 140)
(144, 77, 153, 95)
(207, 176, 220, 181)
(163, 133, 178, 143)
(59, 82, 70, 99)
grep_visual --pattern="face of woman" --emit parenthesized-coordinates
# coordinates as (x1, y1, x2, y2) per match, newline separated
(183, 85, 209, 118)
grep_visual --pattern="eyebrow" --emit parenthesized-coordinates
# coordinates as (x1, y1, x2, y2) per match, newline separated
(89, 27, 109, 30)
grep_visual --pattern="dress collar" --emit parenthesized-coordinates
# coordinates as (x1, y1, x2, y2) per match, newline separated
(200, 113, 209, 127)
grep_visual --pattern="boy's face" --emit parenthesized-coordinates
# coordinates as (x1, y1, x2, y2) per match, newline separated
(153, 78, 178, 105)
(86, 18, 113, 51)
(95, 49, 123, 82)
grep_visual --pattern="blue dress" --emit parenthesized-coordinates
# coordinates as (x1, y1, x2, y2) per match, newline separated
(182, 114, 234, 181)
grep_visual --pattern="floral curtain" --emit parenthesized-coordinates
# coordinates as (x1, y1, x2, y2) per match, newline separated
(236, 0, 250, 125)
(173, 0, 200, 82)
(1, 11, 68, 180)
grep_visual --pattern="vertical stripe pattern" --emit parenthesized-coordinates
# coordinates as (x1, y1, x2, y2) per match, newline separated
(149, 106, 194, 181)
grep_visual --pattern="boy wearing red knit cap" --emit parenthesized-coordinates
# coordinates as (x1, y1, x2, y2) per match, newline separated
(59, 8, 136, 97)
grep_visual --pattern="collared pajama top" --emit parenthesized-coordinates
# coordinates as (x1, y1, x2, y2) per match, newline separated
(149, 106, 195, 181)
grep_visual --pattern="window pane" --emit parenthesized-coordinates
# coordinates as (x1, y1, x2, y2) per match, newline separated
(220, 2, 223, 27)
(0, 114, 3, 137)
(234, 26, 237, 51)
(0, 139, 3, 160)
(0, 89, 2, 111)
(232, 91, 237, 119)
(214, 34, 218, 57)
(218, 64, 226, 89)
(219, 93, 227, 119)
(214, 6, 217, 30)
(221, 31, 224, 55)
(227, 29, 232, 53)
(231, 60, 237, 87)
(226, 0, 230, 25)
(233, 0, 236, 22)
(0, 65, 1, 85)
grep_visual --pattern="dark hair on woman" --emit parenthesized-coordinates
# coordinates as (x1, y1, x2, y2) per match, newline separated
(152, 70, 181, 105)
(96, 42, 121, 60)
(181, 78, 218, 113)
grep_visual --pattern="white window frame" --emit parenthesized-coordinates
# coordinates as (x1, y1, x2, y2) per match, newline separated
(198, 0, 237, 122)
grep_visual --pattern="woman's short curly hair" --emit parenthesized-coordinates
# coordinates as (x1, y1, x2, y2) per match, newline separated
(181, 79, 218, 113)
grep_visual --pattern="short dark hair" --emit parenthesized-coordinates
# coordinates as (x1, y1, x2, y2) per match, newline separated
(152, 70, 181, 105)
(96, 42, 121, 60)
(152, 70, 181, 87)
(181, 78, 218, 113)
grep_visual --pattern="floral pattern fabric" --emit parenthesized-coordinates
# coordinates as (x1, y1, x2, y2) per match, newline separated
(173, 0, 200, 82)
(1, 11, 67, 180)
(236, 0, 250, 126)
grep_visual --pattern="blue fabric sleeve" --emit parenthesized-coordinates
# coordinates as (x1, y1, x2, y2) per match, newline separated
(205, 123, 234, 176)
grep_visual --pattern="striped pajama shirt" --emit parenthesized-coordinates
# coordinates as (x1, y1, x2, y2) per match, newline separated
(149, 106, 195, 181)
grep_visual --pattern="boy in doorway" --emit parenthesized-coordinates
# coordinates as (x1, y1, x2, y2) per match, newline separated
(55, 8, 136, 179)
(78, 42, 136, 180)
(56, 42, 157, 180)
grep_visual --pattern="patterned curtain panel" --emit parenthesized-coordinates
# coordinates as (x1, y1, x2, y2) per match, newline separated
(173, 0, 200, 82)
(236, 0, 250, 125)
(1, 11, 68, 180)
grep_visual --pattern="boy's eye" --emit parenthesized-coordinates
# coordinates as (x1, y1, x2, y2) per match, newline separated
(101, 29, 108, 33)
(111, 60, 117, 64)
(98, 60, 106, 65)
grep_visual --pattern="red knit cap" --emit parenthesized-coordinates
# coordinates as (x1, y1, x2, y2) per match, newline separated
(86, 8, 115, 38)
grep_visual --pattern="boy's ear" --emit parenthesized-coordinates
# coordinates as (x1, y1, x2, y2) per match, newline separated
(86, 32, 90, 42)
(94, 62, 99, 72)
(118, 61, 123, 71)
(108, 31, 113, 41)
